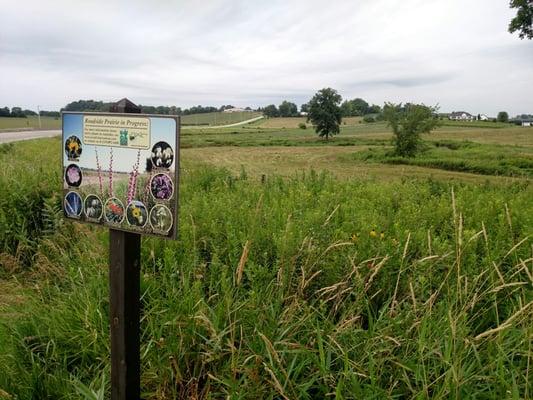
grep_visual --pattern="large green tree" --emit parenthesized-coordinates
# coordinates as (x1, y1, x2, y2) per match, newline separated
(497, 111, 509, 122)
(509, 0, 533, 39)
(263, 104, 279, 118)
(307, 88, 342, 140)
(278, 101, 298, 117)
(383, 103, 439, 157)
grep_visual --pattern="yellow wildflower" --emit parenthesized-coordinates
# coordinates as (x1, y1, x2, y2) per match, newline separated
(370, 230, 377, 238)
(380, 232, 385, 240)
(351, 234, 358, 243)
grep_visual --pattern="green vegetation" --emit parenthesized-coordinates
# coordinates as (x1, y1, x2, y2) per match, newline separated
(307, 88, 343, 140)
(0, 118, 532, 399)
(0, 116, 61, 130)
(508, 0, 533, 39)
(383, 103, 440, 157)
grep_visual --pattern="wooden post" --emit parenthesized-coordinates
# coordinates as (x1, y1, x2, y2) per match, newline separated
(109, 98, 142, 399)
(109, 230, 141, 399)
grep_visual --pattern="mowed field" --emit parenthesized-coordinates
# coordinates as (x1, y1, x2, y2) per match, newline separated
(0, 118, 532, 398)
(0, 112, 262, 131)
(180, 120, 533, 182)
(0, 116, 61, 130)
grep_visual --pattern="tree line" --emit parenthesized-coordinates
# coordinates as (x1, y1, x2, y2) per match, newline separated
(61, 100, 253, 115)
(260, 97, 382, 118)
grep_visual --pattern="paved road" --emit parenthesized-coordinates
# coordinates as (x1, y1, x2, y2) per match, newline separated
(0, 129, 61, 143)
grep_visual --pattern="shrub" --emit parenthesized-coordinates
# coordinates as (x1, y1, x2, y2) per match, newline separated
(298, 122, 307, 129)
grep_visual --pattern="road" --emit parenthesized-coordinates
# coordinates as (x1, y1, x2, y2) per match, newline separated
(0, 129, 61, 143)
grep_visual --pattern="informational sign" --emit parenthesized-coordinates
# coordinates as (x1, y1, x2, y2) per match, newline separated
(62, 112, 179, 238)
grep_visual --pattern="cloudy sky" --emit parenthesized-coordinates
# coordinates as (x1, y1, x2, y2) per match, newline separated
(1, 0, 531, 115)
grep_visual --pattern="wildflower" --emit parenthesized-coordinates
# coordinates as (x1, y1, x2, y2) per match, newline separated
(351, 233, 358, 242)
(370, 230, 377, 238)
(380, 232, 385, 240)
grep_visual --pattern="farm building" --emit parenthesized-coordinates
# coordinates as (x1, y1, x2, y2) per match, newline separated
(449, 111, 475, 121)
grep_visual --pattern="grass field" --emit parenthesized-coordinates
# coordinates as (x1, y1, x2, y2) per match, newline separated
(0, 116, 61, 130)
(0, 112, 262, 131)
(0, 121, 532, 399)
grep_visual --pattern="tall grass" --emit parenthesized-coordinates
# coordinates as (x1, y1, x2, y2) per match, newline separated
(1, 138, 532, 399)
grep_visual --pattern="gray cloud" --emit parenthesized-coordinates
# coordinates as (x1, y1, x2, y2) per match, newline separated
(0, 0, 532, 115)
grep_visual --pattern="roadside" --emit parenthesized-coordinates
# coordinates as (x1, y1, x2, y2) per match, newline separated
(0, 130, 60, 143)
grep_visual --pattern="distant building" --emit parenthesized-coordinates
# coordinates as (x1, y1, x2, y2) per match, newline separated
(449, 111, 475, 121)
(300, 112, 308, 116)
(479, 114, 489, 121)
(223, 107, 250, 113)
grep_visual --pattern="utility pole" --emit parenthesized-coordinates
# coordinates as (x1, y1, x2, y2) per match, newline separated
(37, 105, 42, 129)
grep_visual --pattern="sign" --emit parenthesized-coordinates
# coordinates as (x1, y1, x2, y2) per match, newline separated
(62, 112, 179, 238)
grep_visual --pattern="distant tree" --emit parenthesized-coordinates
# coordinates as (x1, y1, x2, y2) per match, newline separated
(383, 103, 440, 157)
(245, 106, 252, 111)
(340, 98, 370, 116)
(497, 111, 509, 122)
(278, 101, 298, 117)
(509, 0, 533, 39)
(362, 115, 375, 123)
(23, 109, 37, 116)
(368, 104, 381, 114)
(477, 113, 481, 120)
(0, 107, 10, 117)
(10, 107, 26, 118)
(300, 103, 309, 113)
(263, 104, 279, 118)
(63, 100, 110, 112)
(307, 88, 343, 140)
(39, 110, 60, 117)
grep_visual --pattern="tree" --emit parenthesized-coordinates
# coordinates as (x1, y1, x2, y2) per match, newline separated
(263, 104, 279, 118)
(0, 107, 10, 117)
(278, 101, 298, 117)
(340, 98, 370, 116)
(383, 103, 440, 157)
(509, 0, 533, 39)
(307, 88, 342, 140)
(300, 103, 309, 113)
(10, 107, 26, 118)
(497, 111, 509, 122)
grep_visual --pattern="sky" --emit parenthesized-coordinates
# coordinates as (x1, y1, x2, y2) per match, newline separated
(1, 0, 532, 116)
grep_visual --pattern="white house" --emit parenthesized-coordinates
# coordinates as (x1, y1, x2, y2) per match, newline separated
(479, 114, 489, 121)
(449, 111, 475, 121)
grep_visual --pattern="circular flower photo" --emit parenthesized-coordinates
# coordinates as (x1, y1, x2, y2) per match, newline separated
(65, 135, 82, 160)
(65, 164, 82, 187)
(126, 200, 148, 227)
(150, 173, 174, 200)
(64, 191, 82, 217)
(104, 197, 125, 224)
(84, 194, 103, 220)
(151, 141, 174, 169)
(149, 204, 173, 233)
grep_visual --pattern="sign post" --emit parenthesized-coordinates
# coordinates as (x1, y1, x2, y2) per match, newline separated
(61, 98, 180, 399)
(109, 98, 142, 400)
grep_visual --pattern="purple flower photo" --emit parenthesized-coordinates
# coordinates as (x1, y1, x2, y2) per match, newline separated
(65, 164, 82, 187)
(150, 173, 174, 200)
